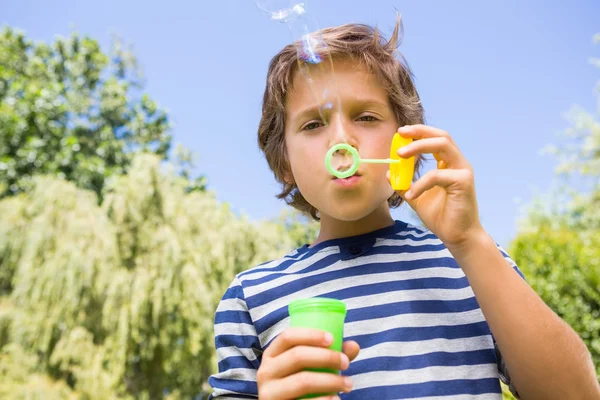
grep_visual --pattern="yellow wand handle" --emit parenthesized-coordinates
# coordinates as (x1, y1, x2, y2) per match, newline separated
(390, 133, 414, 191)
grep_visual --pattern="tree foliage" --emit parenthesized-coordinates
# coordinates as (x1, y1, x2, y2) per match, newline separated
(0, 154, 303, 399)
(0, 26, 172, 200)
(507, 34, 600, 392)
(2, 23, 597, 400)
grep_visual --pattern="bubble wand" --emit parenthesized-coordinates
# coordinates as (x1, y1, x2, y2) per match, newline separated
(325, 133, 414, 191)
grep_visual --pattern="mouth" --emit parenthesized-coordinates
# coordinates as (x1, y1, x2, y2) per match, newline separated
(331, 170, 361, 180)
(332, 173, 362, 187)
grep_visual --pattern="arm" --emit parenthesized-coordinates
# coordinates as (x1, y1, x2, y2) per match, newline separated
(393, 124, 600, 399)
(208, 277, 261, 399)
(449, 230, 600, 400)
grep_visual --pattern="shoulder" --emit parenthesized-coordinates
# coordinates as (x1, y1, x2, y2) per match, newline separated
(234, 246, 313, 286)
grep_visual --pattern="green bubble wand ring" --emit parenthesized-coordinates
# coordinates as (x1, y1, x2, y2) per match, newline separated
(325, 143, 400, 179)
(324, 134, 415, 191)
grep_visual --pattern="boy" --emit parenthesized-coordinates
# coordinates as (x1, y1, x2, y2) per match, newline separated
(208, 19, 599, 399)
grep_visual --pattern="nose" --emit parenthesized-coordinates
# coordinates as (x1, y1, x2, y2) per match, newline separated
(327, 114, 358, 150)
(325, 115, 359, 175)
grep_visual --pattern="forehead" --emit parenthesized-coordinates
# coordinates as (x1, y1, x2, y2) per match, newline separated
(285, 57, 388, 113)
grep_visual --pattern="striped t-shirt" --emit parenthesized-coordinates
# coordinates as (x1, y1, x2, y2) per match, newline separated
(208, 220, 522, 399)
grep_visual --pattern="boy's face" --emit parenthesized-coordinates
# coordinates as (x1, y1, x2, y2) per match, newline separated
(284, 58, 398, 222)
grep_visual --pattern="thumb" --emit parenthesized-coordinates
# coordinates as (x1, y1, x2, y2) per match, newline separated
(342, 340, 360, 362)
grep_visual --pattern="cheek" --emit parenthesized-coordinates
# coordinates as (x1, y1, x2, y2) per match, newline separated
(286, 137, 322, 181)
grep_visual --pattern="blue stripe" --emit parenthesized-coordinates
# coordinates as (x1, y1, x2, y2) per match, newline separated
(346, 321, 492, 349)
(394, 233, 439, 242)
(215, 334, 261, 351)
(348, 349, 496, 375)
(253, 277, 471, 336)
(246, 257, 461, 307)
(241, 253, 340, 286)
(326, 276, 470, 300)
(222, 284, 245, 300)
(238, 225, 442, 281)
(238, 251, 312, 278)
(215, 310, 253, 325)
(242, 243, 452, 288)
(513, 265, 525, 280)
(207, 377, 258, 397)
(347, 297, 480, 322)
(368, 243, 448, 254)
(344, 378, 501, 399)
(218, 355, 256, 372)
(208, 394, 256, 400)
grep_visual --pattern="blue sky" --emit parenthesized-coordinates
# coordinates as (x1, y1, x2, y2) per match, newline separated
(2, 0, 598, 246)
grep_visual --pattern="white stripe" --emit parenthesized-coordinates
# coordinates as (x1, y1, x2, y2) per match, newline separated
(250, 266, 464, 321)
(344, 287, 475, 310)
(355, 335, 493, 362)
(239, 258, 288, 277)
(216, 298, 249, 313)
(241, 249, 334, 281)
(216, 346, 258, 362)
(249, 288, 476, 346)
(259, 317, 289, 347)
(211, 367, 257, 382)
(400, 394, 501, 400)
(345, 308, 486, 337)
(258, 308, 485, 348)
(382, 236, 442, 246)
(214, 322, 257, 337)
(401, 225, 432, 237)
(243, 236, 447, 283)
(351, 363, 499, 390)
(245, 248, 454, 297)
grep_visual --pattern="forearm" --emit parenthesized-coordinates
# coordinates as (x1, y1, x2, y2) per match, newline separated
(449, 230, 600, 400)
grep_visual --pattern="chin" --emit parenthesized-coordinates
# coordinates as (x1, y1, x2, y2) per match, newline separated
(321, 203, 378, 222)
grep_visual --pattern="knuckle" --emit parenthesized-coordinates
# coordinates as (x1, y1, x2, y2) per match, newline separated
(279, 328, 294, 345)
(296, 371, 313, 388)
(461, 168, 474, 181)
(256, 366, 267, 383)
(257, 383, 273, 400)
(290, 347, 305, 363)
(428, 169, 440, 180)
(438, 135, 451, 147)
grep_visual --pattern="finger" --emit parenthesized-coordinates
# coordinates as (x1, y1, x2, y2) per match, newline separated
(342, 340, 360, 361)
(405, 168, 474, 200)
(264, 328, 333, 358)
(396, 137, 466, 169)
(397, 124, 455, 142)
(264, 346, 349, 379)
(268, 371, 353, 399)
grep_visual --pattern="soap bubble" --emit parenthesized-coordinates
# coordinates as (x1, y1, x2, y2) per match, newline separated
(255, 0, 343, 127)
(255, 0, 306, 23)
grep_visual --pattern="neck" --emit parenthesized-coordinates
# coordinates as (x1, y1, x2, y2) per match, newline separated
(312, 204, 395, 246)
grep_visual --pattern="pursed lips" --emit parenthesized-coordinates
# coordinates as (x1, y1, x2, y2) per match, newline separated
(331, 170, 362, 179)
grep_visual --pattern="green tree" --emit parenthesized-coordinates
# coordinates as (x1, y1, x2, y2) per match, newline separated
(0, 26, 172, 200)
(0, 154, 302, 399)
(504, 34, 600, 398)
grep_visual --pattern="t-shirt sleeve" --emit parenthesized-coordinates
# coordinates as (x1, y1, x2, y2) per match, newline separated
(493, 243, 524, 399)
(208, 277, 262, 399)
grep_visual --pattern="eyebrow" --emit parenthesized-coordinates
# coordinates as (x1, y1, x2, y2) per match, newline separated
(290, 98, 390, 124)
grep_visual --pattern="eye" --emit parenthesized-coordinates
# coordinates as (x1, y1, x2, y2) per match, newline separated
(357, 115, 378, 122)
(302, 121, 324, 131)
